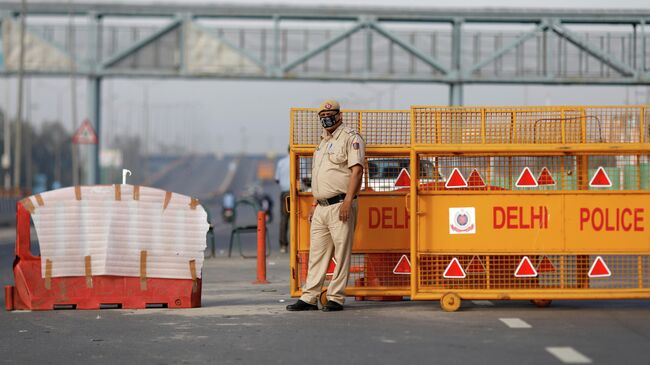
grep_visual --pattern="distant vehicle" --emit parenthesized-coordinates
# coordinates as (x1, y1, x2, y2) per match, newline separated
(257, 161, 275, 182)
(256, 193, 273, 223)
(221, 192, 236, 223)
(366, 158, 444, 192)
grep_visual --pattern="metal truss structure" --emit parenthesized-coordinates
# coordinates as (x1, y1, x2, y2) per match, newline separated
(0, 2, 649, 183)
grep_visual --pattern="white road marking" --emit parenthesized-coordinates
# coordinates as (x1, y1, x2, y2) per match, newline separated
(213, 323, 262, 326)
(499, 318, 532, 328)
(472, 300, 494, 306)
(546, 347, 592, 364)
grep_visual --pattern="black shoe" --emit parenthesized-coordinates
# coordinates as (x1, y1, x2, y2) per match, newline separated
(321, 300, 344, 312)
(286, 300, 318, 311)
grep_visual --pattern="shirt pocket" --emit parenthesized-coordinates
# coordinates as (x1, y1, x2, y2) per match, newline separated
(327, 144, 347, 165)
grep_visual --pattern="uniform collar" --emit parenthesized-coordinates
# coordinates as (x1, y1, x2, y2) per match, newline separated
(321, 124, 345, 140)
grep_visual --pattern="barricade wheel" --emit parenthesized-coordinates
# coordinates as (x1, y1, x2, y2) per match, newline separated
(531, 299, 552, 308)
(440, 293, 461, 312)
(319, 290, 328, 306)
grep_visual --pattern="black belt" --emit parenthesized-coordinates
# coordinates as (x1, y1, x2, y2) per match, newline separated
(317, 193, 357, 206)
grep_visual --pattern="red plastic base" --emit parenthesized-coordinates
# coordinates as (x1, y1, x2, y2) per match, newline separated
(7, 201, 202, 311)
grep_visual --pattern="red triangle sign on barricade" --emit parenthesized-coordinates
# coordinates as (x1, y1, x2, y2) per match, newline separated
(589, 167, 612, 187)
(537, 167, 556, 186)
(392, 255, 411, 275)
(588, 256, 612, 278)
(394, 168, 411, 188)
(467, 169, 486, 187)
(326, 258, 337, 276)
(72, 119, 98, 145)
(537, 256, 556, 273)
(465, 255, 486, 274)
(514, 256, 538, 277)
(445, 168, 468, 189)
(443, 257, 466, 279)
(515, 167, 538, 188)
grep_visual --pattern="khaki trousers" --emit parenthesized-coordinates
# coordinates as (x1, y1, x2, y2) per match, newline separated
(300, 201, 357, 305)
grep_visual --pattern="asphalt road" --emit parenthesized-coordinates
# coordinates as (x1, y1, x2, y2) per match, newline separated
(1, 156, 649, 364)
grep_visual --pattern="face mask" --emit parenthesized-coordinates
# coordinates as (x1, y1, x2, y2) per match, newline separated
(320, 113, 338, 128)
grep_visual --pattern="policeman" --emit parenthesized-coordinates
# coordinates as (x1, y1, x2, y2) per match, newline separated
(286, 99, 365, 312)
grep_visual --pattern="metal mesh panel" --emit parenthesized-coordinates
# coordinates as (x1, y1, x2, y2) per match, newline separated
(412, 106, 648, 145)
(418, 154, 649, 192)
(292, 109, 359, 145)
(299, 155, 419, 193)
(291, 109, 408, 146)
(293, 109, 323, 146)
(297, 156, 313, 193)
(297, 252, 410, 289)
(583, 107, 646, 143)
(418, 254, 648, 290)
(361, 111, 411, 145)
(366, 156, 430, 192)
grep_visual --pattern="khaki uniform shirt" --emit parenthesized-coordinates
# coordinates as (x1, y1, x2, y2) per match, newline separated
(311, 125, 365, 200)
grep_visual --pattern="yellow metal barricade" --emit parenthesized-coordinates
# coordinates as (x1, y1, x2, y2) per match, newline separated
(290, 105, 650, 310)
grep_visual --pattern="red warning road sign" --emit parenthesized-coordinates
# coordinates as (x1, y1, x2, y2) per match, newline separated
(394, 168, 411, 188)
(326, 258, 337, 276)
(445, 168, 468, 189)
(465, 255, 485, 274)
(467, 169, 486, 187)
(443, 257, 466, 279)
(514, 256, 538, 277)
(537, 167, 556, 186)
(515, 167, 538, 187)
(537, 256, 556, 273)
(392, 255, 411, 275)
(72, 119, 98, 145)
(589, 167, 612, 187)
(588, 256, 612, 277)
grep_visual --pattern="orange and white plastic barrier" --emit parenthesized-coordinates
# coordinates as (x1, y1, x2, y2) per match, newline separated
(6, 185, 209, 311)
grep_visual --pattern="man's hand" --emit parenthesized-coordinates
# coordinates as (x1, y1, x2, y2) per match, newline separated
(308, 204, 317, 223)
(339, 164, 363, 222)
(339, 198, 352, 222)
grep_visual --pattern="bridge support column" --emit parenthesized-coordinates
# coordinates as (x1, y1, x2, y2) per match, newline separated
(83, 12, 101, 185)
(449, 83, 464, 106)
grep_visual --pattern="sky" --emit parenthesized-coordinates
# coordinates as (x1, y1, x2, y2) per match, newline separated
(1, 0, 649, 156)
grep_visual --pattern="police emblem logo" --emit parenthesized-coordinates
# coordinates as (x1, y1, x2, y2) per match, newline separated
(352, 142, 360, 150)
(449, 207, 476, 234)
(456, 212, 468, 226)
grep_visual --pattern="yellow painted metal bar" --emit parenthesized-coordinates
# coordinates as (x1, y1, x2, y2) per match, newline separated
(481, 108, 486, 144)
(292, 147, 411, 154)
(637, 154, 642, 190)
(560, 256, 565, 289)
(412, 289, 650, 301)
(560, 109, 566, 144)
(485, 256, 490, 290)
(638, 256, 644, 289)
(435, 111, 442, 144)
(409, 112, 419, 298)
(289, 148, 299, 296)
(581, 108, 587, 143)
(344, 289, 410, 296)
(412, 143, 650, 153)
(358, 111, 363, 135)
(510, 111, 517, 143)
(416, 190, 650, 196)
(641, 107, 646, 144)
